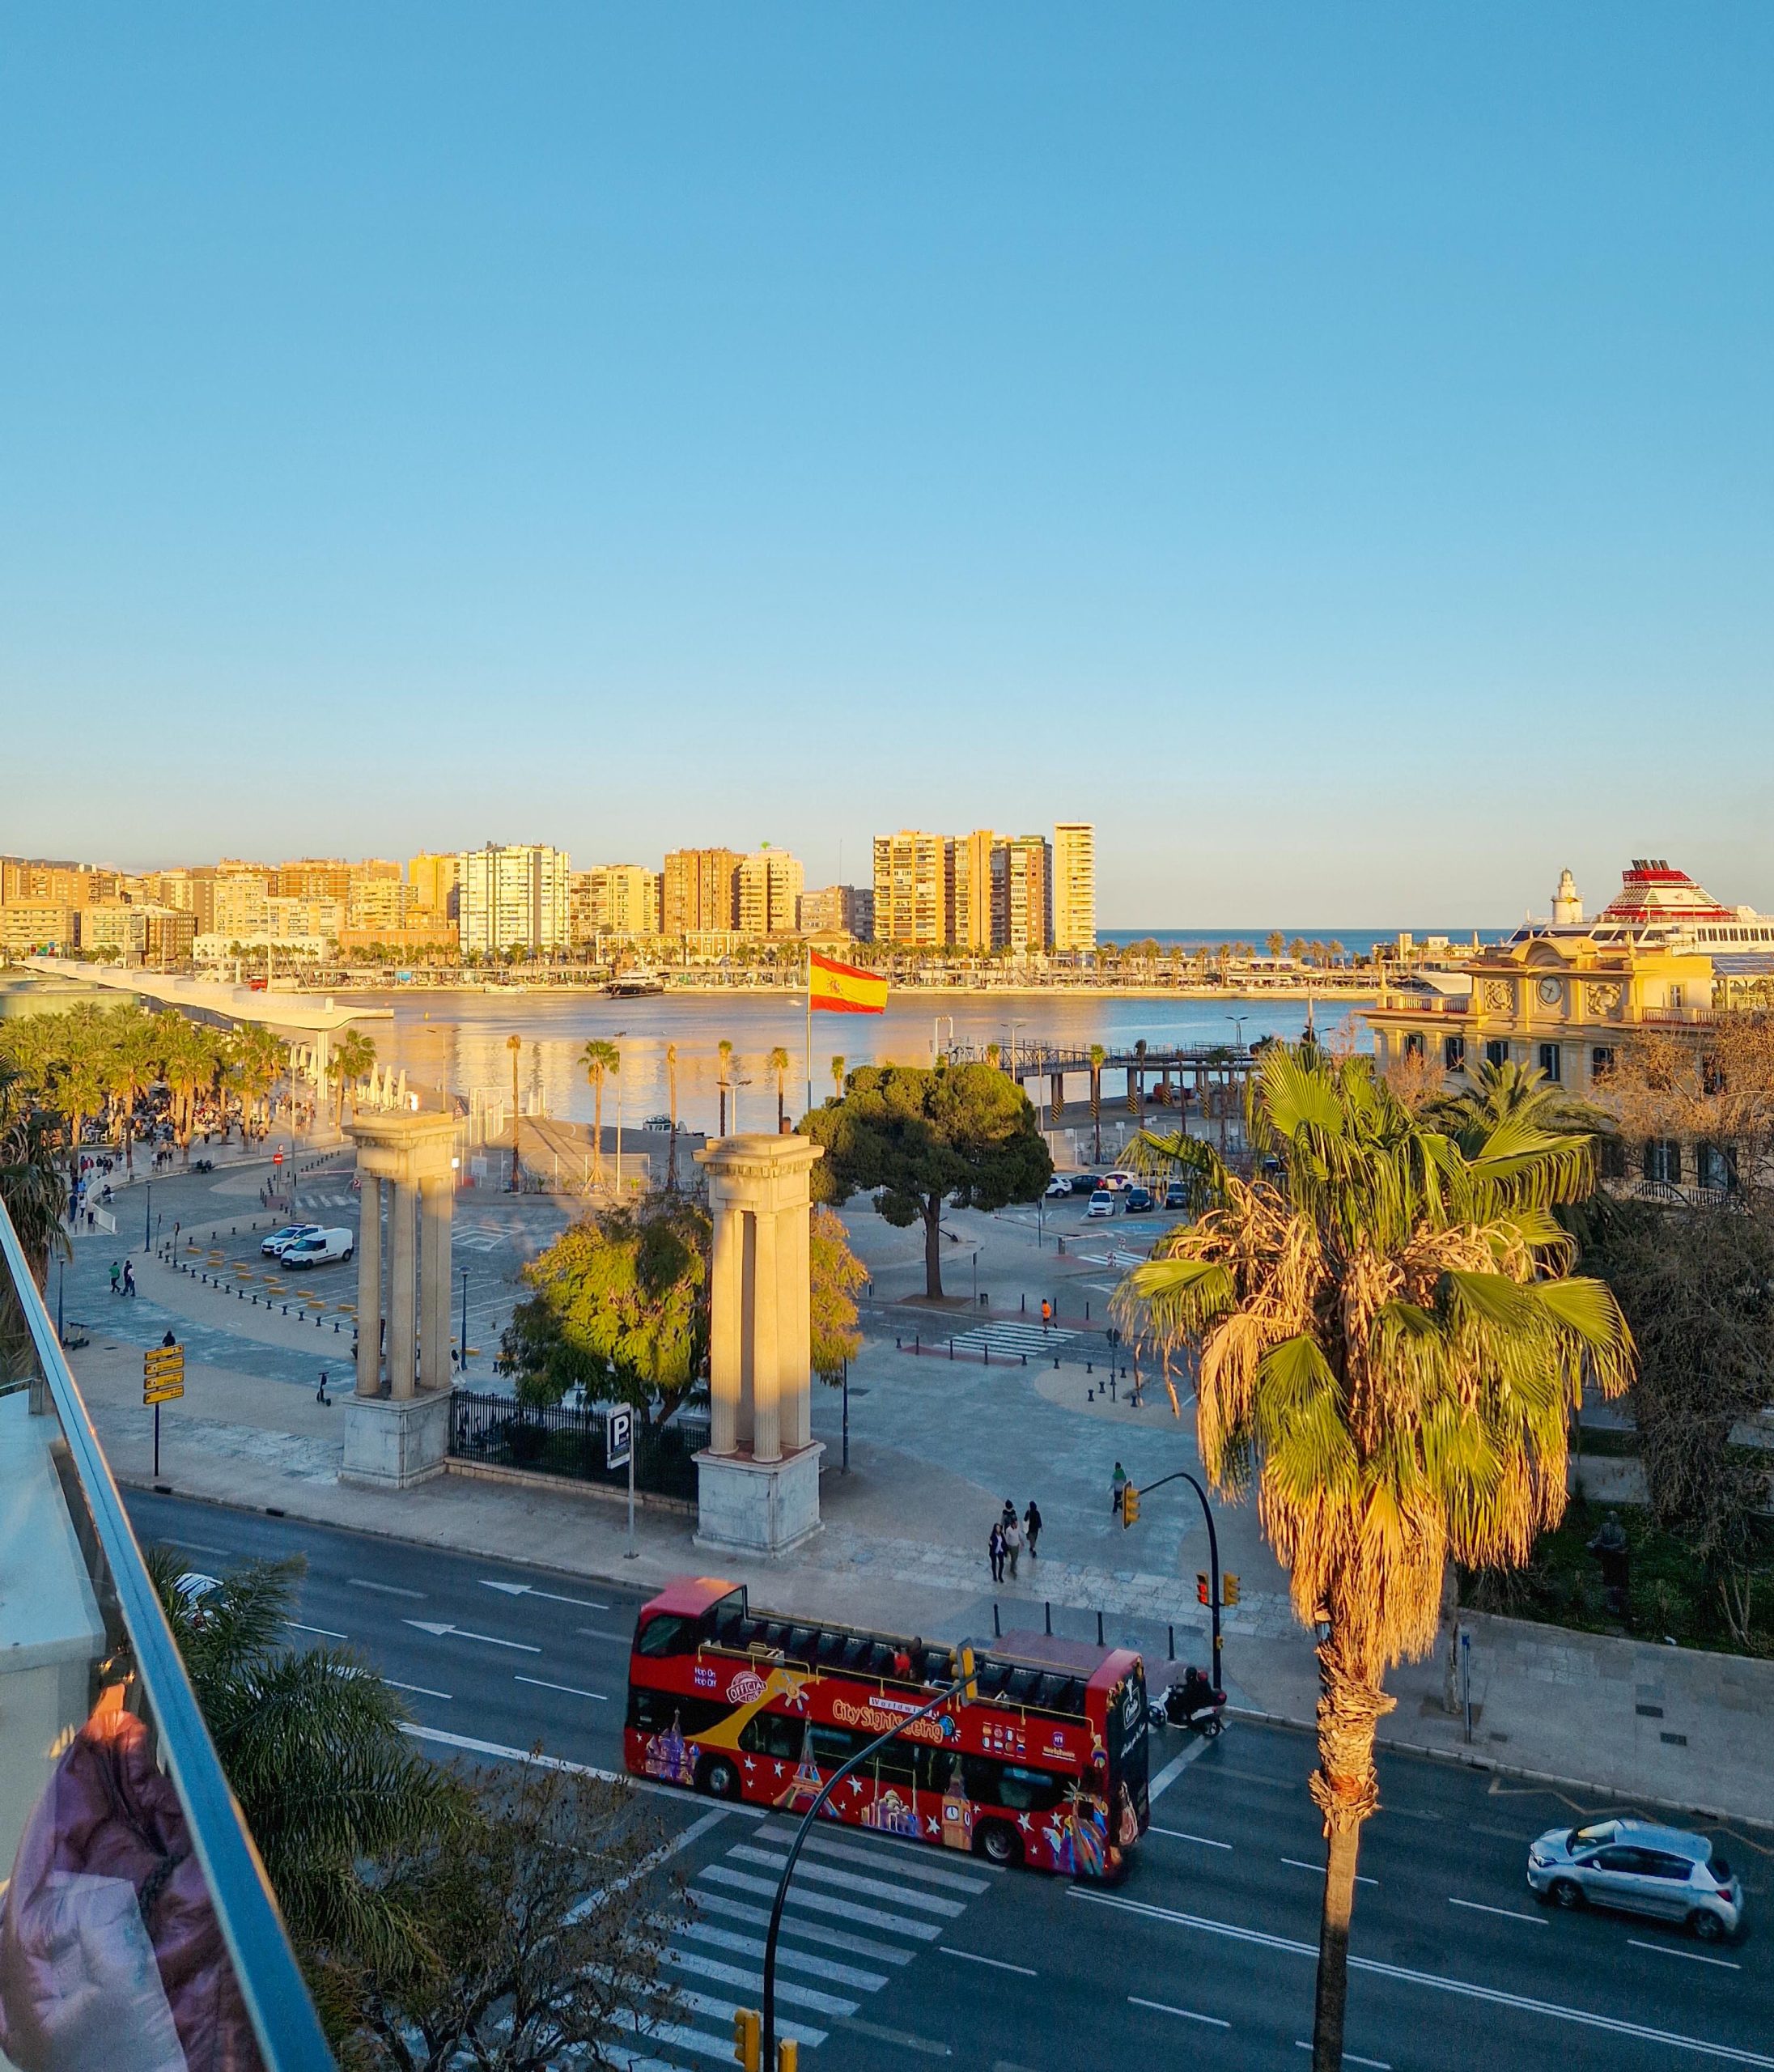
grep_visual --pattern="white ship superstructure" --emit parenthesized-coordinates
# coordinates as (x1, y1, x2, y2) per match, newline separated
(1508, 861, 1774, 969)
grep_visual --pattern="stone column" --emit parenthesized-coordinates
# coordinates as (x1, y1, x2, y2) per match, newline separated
(387, 1180, 418, 1400)
(750, 1207, 782, 1464)
(355, 1176, 382, 1396)
(418, 1176, 452, 1395)
(708, 1196, 744, 1456)
(780, 1175, 812, 1453)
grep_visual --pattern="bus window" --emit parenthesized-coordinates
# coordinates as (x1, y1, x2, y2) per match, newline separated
(915, 1745, 955, 1794)
(961, 1756, 1065, 1812)
(626, 1688, 728, 1736)
(635, 1613, 700, 1658)
(872, 1736, 918, 1786)
(810, 1725, 871, 1770)
(739, 1711, 804, 1762)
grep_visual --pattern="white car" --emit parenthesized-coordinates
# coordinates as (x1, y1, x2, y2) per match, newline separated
(1101, 1171, 1136, 1191)
(261, 1222, 321, 1258)
(1045, 1177, 1072, 1199)
(279, 1227, 354, 1269)
(1084, 1191, 1116, 1218)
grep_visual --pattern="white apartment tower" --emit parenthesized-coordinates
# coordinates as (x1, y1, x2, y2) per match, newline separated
(1052, 822, 1097, 953)
(458, 843, 571, 957)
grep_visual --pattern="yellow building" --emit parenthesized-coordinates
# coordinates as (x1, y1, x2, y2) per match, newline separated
(662, 848, 742, 936)
(408, 851, 461, 921)
(736, 848, 804, 936)
(952, 830, 997, 952)
(1052, 822, 1096, 953)
(872, 831, 953, 947)
(1365, 935, 1717, 1100)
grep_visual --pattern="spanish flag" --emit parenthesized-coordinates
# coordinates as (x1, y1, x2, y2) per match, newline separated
(808, 949, 889, 1015)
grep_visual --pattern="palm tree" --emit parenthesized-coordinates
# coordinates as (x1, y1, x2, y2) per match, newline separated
(768, 1046, 791, 1134)
(105, 1012, 158, 1174)
(1266, 932, 1286, 959)
(1089, 1042, 1106, 1162)
(146, 1549, 460, 1969)
(330, 1029, 378, 1131)
(664, 1042, 680, 1192)
(0, 1063, 70, 1291)
(717, 1039, 733, 1137)
(227, 1023, 285, 1143)
(581, 1038, 621, 1183)
(830, 1055, 846, 1102)
(1424, 1057, 1602, 1146)
(1112, 1047, 1632, 2070)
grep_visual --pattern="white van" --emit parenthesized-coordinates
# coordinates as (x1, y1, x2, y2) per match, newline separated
(279, 1228, 354, 1269)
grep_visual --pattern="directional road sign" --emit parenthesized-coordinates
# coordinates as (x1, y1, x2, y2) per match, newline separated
(143, 1344, 185, 1406)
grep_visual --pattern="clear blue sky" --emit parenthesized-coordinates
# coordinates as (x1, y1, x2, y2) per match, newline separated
(2, 6, 1769, 925)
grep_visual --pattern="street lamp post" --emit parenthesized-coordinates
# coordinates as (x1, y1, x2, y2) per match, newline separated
(460, 1267, 469, 1373)
(507, 1034, 522, 1191)
(1130, 1467, 1226, 1692)
(143, 1180, 152, 1253)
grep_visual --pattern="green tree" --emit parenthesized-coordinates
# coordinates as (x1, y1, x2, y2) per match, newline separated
(1113, 1047, 1632, 2071)
(331, 1028, 379, 1130)
(1423, 1057, 1602, 1146)
(830, 1054, 846, 1100)
(1266, 932, 1285, 959)
(804, 1063, 1051, 1300)
(227, 1021, 286, 1140)
(104, 1010, 159, 1174)
(716, 1038, 733, 1137)
(499, 1200, 711, 1416)
(810, 1204, 866, 1379)
(1089, 1042, 1106, 1162)
(768, 1045, 792, 1133)
(580, 1038, 621, 1183)
(0, 1061, 70, 1290)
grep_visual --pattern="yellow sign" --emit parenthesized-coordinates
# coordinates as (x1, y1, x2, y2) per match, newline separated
(143, 1345, 185, 1407)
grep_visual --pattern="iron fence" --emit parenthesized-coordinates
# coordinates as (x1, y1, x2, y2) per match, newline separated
(448, 1386, 706, 1499)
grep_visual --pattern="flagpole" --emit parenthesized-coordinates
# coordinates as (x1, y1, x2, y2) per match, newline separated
(804, 946, 813, 1120)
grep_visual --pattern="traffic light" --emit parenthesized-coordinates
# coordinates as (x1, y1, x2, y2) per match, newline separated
(1196, 1573, 1210, 1606)
(778, 2044, 800, 2072)
(1122, 1484, 1140, 1527)
(958, 1644, 978, 1703)
(1223, 1573, 1241, 1607)
(732, 2008, 761, 2072)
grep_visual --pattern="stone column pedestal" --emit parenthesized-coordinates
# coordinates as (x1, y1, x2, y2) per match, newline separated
(342, 1391, 452, 1489)
(693, 1133, 824, 1556)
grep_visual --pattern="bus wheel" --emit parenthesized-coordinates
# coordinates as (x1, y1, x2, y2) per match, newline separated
(700, 1756, 741, 1801)
(976, 1820, 1022, 1868)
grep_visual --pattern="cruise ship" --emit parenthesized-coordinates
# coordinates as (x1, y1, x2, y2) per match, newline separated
(1508, 861, 1774, 970)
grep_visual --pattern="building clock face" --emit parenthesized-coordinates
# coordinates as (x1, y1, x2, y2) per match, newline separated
(1536, 977, 1563, 1007)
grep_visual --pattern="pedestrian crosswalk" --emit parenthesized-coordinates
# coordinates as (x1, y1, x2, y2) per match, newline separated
(610, 1817, 995, 2069)
(1076, 1248, 1149, 1270)
(945, 1318, 1078, 1357)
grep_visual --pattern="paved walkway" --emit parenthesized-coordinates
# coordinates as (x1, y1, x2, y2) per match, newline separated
(62, 1176, 1774, 1833)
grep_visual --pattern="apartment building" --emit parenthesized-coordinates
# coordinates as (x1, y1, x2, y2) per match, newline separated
(210, 870, 274, 941)
(662, 847, 743, 936)
(951, 830, 998, 952)
(0, 860, 122, 908)
(458, 843, 571, 957)
(407, 851, 462, 922)
(76, 905, 197, 965)
(0, 904, 74, 954)
(1052, 822, 1097, 953)
(736, 848, 805, 936)
(800, 885, 875, 940)
(141, 868, 218, 932)
(570, 864, 661, 940)
(995, 835, 1052, 953)
(273, 858, 354, 902)
(872, 832, 953, 947)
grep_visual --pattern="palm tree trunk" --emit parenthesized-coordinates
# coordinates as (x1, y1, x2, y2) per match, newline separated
(1309, 1653, 1390, 2072)
(923, 1196, 944, 1300)
(592, 1076, 604, 1183)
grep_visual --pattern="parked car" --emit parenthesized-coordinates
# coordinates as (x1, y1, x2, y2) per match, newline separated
(1164, 1181, 1190, 1210)
(1527, 1819, 1743, 1941)
(261, 1222, 321, 1258)
(1101, 1171, 1135, 1191)
(1069, 1174, 1105, 1195)
(279, 1227, 355, 1269)
(1125, 1186, 1154, 1212)
(174, 1572, 223, 1627)
(1045, 1176, 1073, 1199)
(1084, 1191, 1116, 1219)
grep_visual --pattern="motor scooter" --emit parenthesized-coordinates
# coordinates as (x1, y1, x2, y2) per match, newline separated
(1148, 1664, 1225, 1737)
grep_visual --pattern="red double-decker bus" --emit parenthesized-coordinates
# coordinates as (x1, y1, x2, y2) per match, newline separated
(623, 1577, 1150, 1877)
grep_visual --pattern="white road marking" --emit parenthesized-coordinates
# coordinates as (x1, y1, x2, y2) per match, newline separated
(1282, 1854, 1377, 1887)
(940, 1945, 1036, 1976)
(159, 1536, 231, 1557)
(285, 1619, 348, 1640)
(1297, 2044, 1388, 2070)
(675, 1920, 888, 1991)
(384, 1679, 452, 1700)
(482, 1578, 609, 1610)
(668, 1985, 825, 2049)
(663, 1946, 859, 2018)
(698, 1865, 943, 1939)
(1449, 1897, 1545, 1926)
(1629, 1939, 1742, 1972)
(577, 1626, 639, 1644)
(1148, 1732, 1215, 1803)
(729, 1846, 966, 1916)
(1072, 1887, 1774, 2067)
(796, 1834, 990, 1893)
(348, 1577, 426, 1599)
(762, 1817, 1004, 1873)
(689, 1891, 915, 1965)
(1151, 1826, 1232, 1849)
(1129, 1995, 1229, 2029)
(515, 1674, 608, 1701)
(403, 1618, 541, 1654)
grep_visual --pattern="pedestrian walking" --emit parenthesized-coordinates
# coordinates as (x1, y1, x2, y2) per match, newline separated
(1111, 1460, 1127, 1518)
(1004, 1512, 1023, 1579)
(1000, 1497, 1017, 1532)
(1024, 1498, 1042, 1558)
(86, 1207, 95, 1233)
(1040, 1297, 1053, 1331)
(108, 1260, 121, 1297)
(988, 1522, 1006, 1584)
(122, 1259, 136, 1297)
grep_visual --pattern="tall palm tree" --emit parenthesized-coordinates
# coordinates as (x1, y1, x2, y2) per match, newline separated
(768, 1046, 791, 1133)
(330, 1029, 379, 1131)
(581, 1038, 621, 1183)
(664, 1042, 680, 1192)
(1113, 1047, 1632, 2070)
(227, 1022, 285, 1142)
(1424, 1057, 1602, 1146)
(830, 1055, 846, 1102)
(106, 1012, 158, 1174)
(716, 1039, 733, 1137)
(1266, 932, 1286, 959)
(0, 1063, 69, 1291)
(1089, 1042, 1106, 1162)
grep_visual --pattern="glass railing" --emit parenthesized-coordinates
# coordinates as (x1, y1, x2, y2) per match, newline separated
(0, 1198, 332, 2071)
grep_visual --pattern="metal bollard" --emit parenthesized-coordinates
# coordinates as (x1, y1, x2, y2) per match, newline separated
(949, 1340, 954, 1361)
(1088, 1387, 1093, 1401)
(982, 1344, 987, 1365)
(1054, 1356, 1059, 1369)
(993, 1603, 1001, 1637)
(896, 1335, 902, 1348)
(1168, 1624, 1175, 1660)
(1045, 1602, 1052, 1636)
(1085, 1301, 1090, 1320)
(1097, 1610, 1105, 1645)
(1086, 1361, 1093, 1374)
(1021, 1352, 1027, 1365)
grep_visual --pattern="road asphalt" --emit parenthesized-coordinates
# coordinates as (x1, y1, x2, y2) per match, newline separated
(124, 1490, 1774, 2072)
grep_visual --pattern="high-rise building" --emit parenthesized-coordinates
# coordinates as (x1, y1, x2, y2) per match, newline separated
(408, 851, 462, 921)
(346, 869, 409, 936)
(872, 832, 953, 947)
(458, 843, 571, 957)
(952, 830, 998, 952)
(210, 870, 273, 941)
(1052, 822, 1097, 953)
(570, 864, 660, 940)
(994, 835, 1052, 953)
(273, 858, 353, 902)
(800, 885, 874, 940)
(662, 848, 743, 936)
(736, 848, 805, 936)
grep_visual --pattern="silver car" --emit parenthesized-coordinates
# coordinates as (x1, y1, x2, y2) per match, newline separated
(1527, 1818, 1743, 1942)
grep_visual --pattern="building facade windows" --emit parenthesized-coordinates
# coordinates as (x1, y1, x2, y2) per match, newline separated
(1643, 1139, 1682, 1186)
(1537, 1042, 1562, 1083)
(1443, 1034, 1466, 1070)
(1484, 1038, 1510, 1068)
